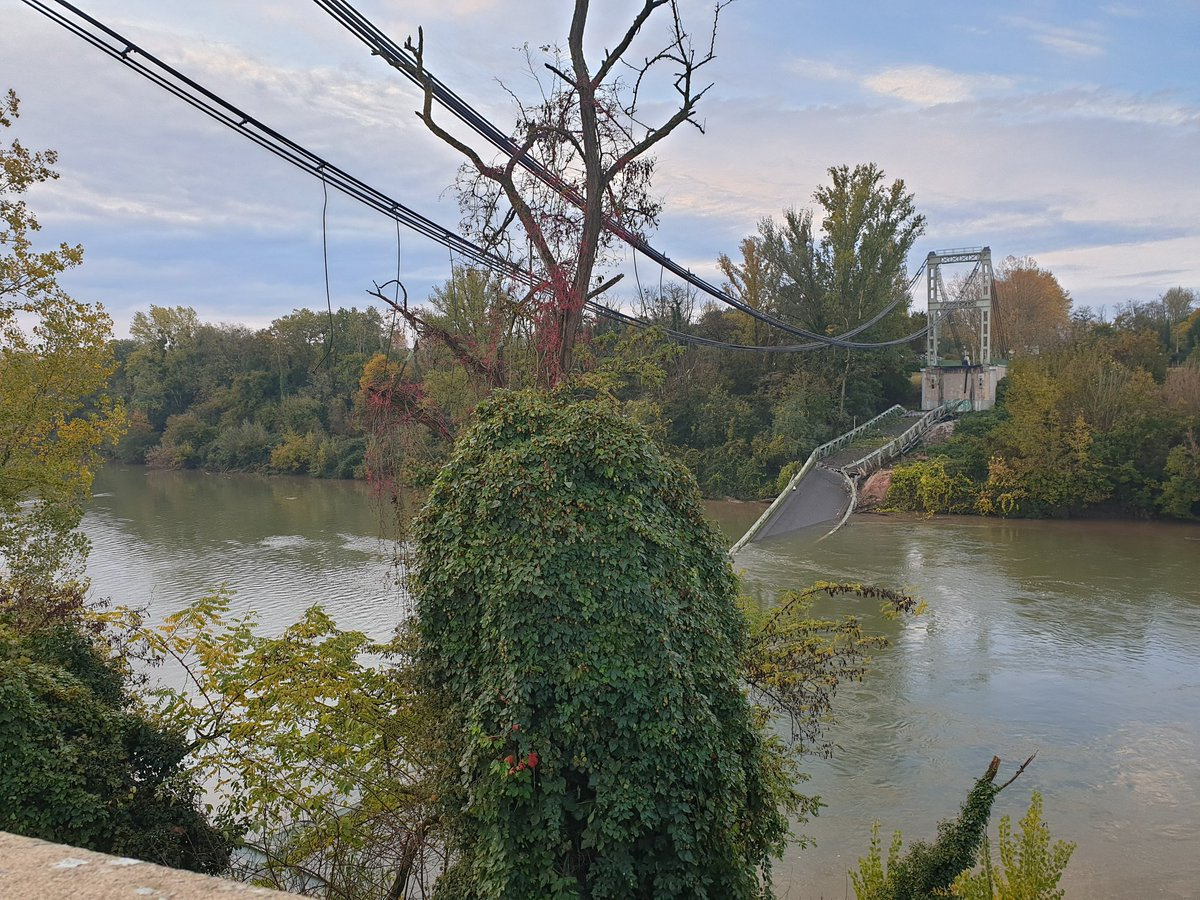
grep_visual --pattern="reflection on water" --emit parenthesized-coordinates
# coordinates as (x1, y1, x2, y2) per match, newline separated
(84, 466, 409, 638)
(741, 515, 1200, 899)
(83, 468, 1200, 898)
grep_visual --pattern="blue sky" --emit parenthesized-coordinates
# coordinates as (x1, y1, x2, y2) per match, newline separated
(4, 0, 1198, 335)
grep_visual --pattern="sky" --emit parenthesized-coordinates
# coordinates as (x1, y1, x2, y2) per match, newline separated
(4, 0, 1199, 336)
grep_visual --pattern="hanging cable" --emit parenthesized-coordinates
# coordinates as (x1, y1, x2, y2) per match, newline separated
(309, 0, 936, 349)
(313, 169, 337, 371)
(20, 0, 958, 354)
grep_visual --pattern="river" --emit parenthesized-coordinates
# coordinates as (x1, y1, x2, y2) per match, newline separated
(82, 465, 1200, 898)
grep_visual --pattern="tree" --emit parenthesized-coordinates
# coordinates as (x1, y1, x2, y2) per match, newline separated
(1174, 306, 1200, 364)
(976, 358, 1110, 517)
(637, 282, 699, 332)
(1160, 286, 1197, 331)
(717, 236, 781, 349)
(1161, 287, 1198, 360)
(1, 89, 123, 594)
(1160, 429, 1200, 519)
(992, 257, 1071, 357)
(132, 590, 442, 896)
(404, 1, 731, 385)
(760, 163, 926, 419)
(414, 390, 788, 898)
(0, 612, 235, 873)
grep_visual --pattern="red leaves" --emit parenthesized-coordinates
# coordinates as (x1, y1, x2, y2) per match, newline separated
(501, 748, 539, 776)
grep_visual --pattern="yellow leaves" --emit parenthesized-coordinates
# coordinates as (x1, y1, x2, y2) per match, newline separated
(2, 91, 126, 589)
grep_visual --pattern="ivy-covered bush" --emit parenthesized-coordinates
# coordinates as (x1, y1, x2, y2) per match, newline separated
(414, 390, 787, 899)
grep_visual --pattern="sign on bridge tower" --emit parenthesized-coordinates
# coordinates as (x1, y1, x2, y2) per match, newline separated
(920, 246, 1005, 411)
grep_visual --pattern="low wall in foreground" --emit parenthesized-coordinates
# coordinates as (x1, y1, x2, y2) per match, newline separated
(0, 831, 304, 900)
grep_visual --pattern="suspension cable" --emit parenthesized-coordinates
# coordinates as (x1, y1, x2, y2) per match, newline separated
(309, 0, 937, 350)
(20, 0, 961, 354)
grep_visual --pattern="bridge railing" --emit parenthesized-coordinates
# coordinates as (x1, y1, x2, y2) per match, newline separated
(838, 399, 971, 479)
(729, 404, 903, 555)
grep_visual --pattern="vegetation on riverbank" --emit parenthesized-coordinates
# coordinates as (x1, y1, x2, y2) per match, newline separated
(885, 312, 1200, 519)
(0, 50, 1099, 895)
(1, 88, 232, 873)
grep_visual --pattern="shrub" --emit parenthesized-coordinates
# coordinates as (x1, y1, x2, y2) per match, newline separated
(884, 459, 979, 515)
(207, 421, 273, 470)
(0, 617, 235, 872)
(414, 390, 787, 899)
(269, 430, 317, 474)
(952, 792, 1075, 900)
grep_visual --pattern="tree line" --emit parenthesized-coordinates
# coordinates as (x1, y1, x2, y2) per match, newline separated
(886, 292, 1200, 520)
(103, 266, 1200, 523)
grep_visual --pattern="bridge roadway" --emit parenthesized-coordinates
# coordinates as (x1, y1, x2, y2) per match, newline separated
(731, 407, 938, 551)
(731, 400, 966, 551)
(753, 465, 853, 540)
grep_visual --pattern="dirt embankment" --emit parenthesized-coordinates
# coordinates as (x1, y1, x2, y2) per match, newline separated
(857, 469, 893, 511)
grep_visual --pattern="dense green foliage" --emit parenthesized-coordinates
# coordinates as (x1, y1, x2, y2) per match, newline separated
(0, 609, 234, 872)
(414, 390, 789, 898)
(107, 304, 386, 477)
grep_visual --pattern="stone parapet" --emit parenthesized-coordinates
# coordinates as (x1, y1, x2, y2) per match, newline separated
(0, 831, 304, 900)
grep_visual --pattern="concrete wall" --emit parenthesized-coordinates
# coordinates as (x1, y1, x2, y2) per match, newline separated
(0, 831, 305, 899)
(921, 364, 1006, 411)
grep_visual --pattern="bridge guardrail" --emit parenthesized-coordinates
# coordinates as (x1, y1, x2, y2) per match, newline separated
(728, 404, 903, 555)
(838, 399, 971, 479)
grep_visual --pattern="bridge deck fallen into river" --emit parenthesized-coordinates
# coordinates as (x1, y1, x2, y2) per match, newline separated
(729, 400, 969, 554)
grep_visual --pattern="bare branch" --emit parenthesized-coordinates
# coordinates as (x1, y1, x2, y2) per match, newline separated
(996, 751, 1038, 792)
(586, 273, 624, 300)
(367, 280, 503, 388)
(592, 0, 669, 87)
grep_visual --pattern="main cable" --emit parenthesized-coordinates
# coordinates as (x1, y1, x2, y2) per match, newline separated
(20, 0, 953, 354)
(310, 0, 937, 350)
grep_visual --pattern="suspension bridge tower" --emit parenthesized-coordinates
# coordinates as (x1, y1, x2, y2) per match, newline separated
(920, 246, 1006, 411)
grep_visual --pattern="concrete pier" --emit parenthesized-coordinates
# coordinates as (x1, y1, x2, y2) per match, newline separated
(921, 364, 1006, 411)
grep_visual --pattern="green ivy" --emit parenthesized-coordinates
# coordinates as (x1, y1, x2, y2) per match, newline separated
(850, 759, 1012, 900)
(414, 389, 788, 899)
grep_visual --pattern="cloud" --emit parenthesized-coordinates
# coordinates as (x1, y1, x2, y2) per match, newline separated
(1101, 4, 1144, 20)
(861, 65, 1014, 107)
(787, 57, 855, 83)
(1038, 234, 1200, 308)
(1005, 16, 1107, 58)
(1051, 90, 1200, 128)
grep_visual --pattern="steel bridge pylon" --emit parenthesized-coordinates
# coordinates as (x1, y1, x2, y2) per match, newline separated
(921, 246, 1005, 411)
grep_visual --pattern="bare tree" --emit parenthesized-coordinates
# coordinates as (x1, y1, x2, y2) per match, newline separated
(406, 0, 732, 385)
